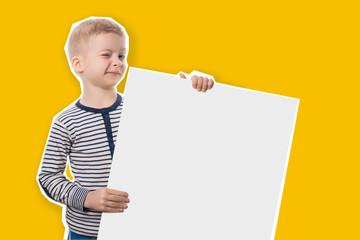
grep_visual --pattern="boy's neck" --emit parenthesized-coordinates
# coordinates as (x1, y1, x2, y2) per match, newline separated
(80, 85, 118, 109)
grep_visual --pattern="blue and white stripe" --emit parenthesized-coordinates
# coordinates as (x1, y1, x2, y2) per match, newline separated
(37, 93, 123, 237)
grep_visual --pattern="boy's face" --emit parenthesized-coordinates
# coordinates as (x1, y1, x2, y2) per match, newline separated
(76, 33, 128, 90)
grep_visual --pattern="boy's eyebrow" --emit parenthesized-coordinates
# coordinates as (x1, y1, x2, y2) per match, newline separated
(99, 48, 127, 52)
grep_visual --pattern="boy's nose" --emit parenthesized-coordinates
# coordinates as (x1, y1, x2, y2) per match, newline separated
(112, 57, 121, 66)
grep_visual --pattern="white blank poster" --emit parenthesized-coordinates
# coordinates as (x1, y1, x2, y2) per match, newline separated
(98, 67, 299, 240)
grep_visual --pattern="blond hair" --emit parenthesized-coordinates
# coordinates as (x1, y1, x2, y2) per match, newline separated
(65, 17, 128, 65)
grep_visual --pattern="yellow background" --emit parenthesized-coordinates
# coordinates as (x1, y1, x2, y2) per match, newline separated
(1, 0, 359, 239)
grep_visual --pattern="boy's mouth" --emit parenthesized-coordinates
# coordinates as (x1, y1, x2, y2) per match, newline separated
(106, 71, 121, 75)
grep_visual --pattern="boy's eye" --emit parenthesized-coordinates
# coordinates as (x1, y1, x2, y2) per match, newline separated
(102, 54, 110, 57)
(119, 55, 125, 59)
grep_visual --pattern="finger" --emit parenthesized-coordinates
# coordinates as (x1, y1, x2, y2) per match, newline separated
(208, 78, 214, 89)
(178, 73, 187, 79)
(106, 194, 130, 203)
(197, 76, 203, 91)
(106, 188, 129, 197)
(191, 75, 198, 89)
(102, 206, 125, 212)
(105, 200, 128, 209)
(201, 77, 209, 92)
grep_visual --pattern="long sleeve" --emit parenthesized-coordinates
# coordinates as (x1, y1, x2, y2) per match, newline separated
(37, 117, 89, 211)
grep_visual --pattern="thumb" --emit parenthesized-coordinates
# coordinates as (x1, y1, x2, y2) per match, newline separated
(177, 71, 188, 79)
(179, 73, 187, 79)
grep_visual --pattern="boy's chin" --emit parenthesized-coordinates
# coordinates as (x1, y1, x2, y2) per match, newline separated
(81, 77, 123, 90)
(103, 82, 121, 89)
(103, 77, 124, 87)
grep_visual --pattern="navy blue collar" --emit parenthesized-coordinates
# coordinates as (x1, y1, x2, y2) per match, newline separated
(76, 93, 122, 113)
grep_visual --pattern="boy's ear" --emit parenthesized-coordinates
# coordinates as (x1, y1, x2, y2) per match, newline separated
(71, 56, 84, 73)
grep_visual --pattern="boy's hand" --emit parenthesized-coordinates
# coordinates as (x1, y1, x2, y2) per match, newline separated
(84, 187, 130, 212)
(178, 71, 215, 92)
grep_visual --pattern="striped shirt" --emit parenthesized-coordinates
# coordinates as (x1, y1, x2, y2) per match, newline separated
(37, 93, 123, 237)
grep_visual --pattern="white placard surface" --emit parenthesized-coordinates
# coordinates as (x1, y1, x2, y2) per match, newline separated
(98, 67, 299, 240)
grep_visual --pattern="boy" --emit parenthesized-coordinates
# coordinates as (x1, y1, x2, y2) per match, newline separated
(37, 16, 214, 239)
